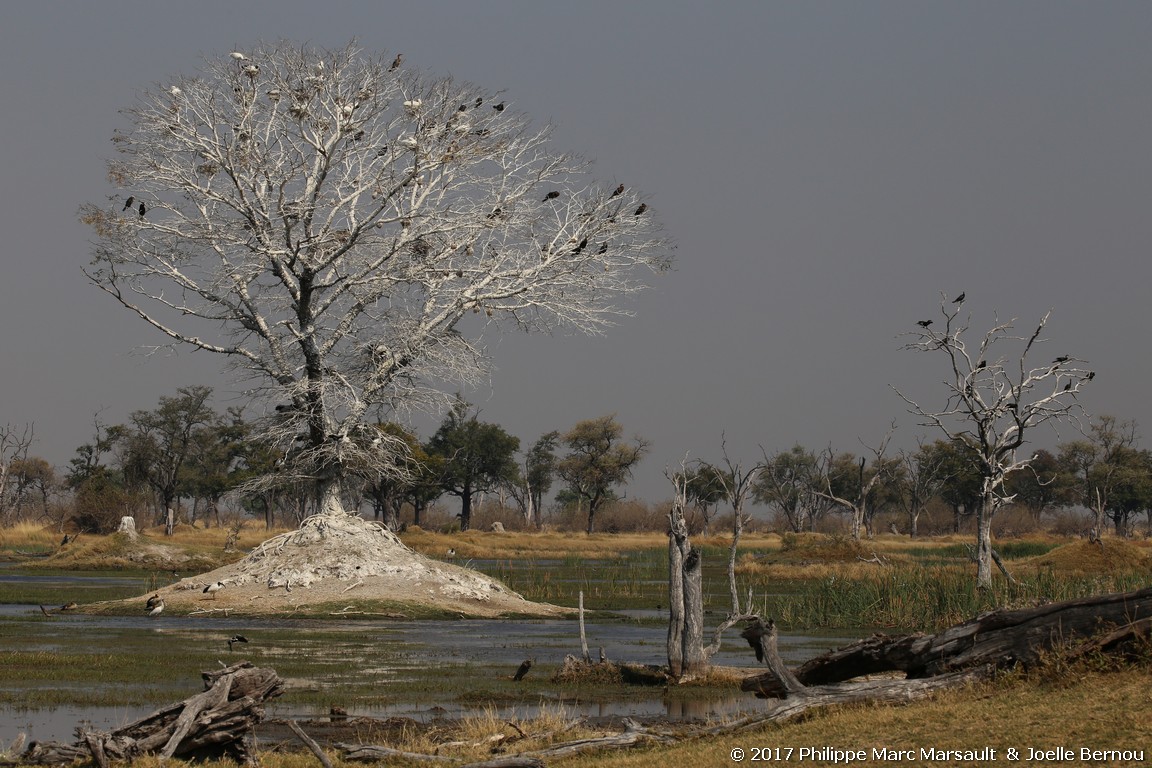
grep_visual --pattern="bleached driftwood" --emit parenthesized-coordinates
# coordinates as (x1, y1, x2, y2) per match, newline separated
(21, 662, 282, 765)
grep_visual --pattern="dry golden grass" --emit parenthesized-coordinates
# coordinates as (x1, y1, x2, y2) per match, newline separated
(555, 665, 1152, 767)
(735, 556, 891, 582)
(1023, 538, 1152, 575)
(400, 528, 787, 560)
(0, 521, 63, 550)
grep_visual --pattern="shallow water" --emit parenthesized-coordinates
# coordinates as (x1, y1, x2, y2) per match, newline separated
(0, 571, 854, 746)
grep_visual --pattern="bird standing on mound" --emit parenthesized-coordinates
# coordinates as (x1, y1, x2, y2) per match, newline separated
(228, 635, 249, 651)
(203, 581, 226, 599)
(147, 598, 165, 617)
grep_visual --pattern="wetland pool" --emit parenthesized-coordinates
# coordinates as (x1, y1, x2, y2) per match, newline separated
(0, 572, 853, 745)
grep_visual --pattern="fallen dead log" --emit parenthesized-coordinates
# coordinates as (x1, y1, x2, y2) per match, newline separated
(743, 586, 1152, 698)
(21, 662, 283, 765)
(519, 718, 674, 760)
(1062, 616, 1152, 662)
(339, 743, 456, 763)
(715, 665, 995, 735)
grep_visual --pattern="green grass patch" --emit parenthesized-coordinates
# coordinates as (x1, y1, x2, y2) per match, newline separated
(0, 570, 154, 605)
(759, 564, 1151, 632)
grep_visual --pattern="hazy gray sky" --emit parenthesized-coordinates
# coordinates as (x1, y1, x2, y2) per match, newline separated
(2, 2, 1150, 503)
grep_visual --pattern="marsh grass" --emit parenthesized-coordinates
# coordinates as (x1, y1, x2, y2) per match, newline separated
(763, 563, 1152, 632)
(0, 571, 150, 605)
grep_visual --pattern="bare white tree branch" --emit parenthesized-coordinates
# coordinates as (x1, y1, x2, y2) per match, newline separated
(892, 294, 1093, 587)
(81, 42, 672, 513)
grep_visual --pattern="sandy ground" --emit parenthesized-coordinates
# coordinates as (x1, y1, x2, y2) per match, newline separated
(94, 515, 568, 619)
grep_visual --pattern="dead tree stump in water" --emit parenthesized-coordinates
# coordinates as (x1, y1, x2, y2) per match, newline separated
(21, 662, 283, 765)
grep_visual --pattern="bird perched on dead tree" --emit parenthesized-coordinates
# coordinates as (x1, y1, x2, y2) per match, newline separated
(916, 320, 933, 328)
(389, 53, 403, 71)
(123, 196, 135, 211)
(610, 183, 625, 198)
(543, 191, 560, 201)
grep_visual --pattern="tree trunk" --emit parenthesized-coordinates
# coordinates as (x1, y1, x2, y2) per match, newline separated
(975, 495, 994, 589)
(727, 507, 743, 615)
(460, 483, 473, 531)
(317, 477, 345, 517)
(666, 531, 685, 678)
(680, 547, 707, 676)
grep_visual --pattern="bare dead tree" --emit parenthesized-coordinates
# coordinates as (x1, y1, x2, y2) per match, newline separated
(666, 450, 764, 681)
(893, 295, 1093, 589)
(80, 42, 670, 519)
(896, 439, 954, 537)
(815, 427, 896, 541)
(706, 436, 763, 615)
(0, 423, 35, 527)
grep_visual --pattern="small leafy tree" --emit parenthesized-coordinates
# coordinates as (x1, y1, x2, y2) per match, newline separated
(753, 445, 835, 532)
(557, 415, 648, 534)
(118, 385, 219, 535)
(425, 400, 519, 531)
(1057, 416, 1147, 536)
(682, 463, 728, 535)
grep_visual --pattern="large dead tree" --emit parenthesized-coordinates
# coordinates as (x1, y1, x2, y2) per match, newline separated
(81, 41, 670, 519)
(666, 455, 761, 681)
(894, 295, 1093, 588)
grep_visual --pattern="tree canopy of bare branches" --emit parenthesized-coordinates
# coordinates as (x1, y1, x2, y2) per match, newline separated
(894, 295, 1093, 588)
(80, 42, 671, 517)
